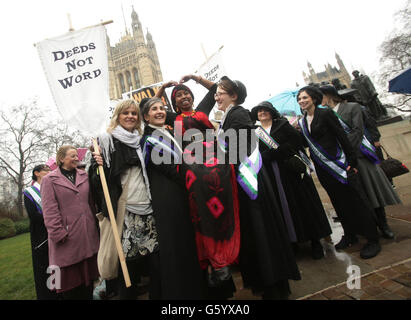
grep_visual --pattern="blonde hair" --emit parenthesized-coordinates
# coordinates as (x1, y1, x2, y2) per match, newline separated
(56, 145, 77, 166)
(108, 99, 142, 134)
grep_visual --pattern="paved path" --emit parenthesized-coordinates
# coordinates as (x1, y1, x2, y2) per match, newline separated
(124, 120, 411, 301)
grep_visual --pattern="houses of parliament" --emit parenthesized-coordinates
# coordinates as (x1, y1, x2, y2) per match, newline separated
(302, 52, 352, 88)
(107, 6, 163, 100)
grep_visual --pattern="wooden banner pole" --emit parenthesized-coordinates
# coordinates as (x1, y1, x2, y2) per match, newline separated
(33, 20, 113, 47)
(92, 138, 131, 288)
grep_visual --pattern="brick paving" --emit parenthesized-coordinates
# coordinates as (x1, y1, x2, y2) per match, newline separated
(301, 259, 411, 300)
(105, 122, 411, 301)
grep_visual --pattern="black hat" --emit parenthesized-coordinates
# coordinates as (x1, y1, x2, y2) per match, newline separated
(250, 101, 281, 122)
(170, 84, 194, 113)
(220, 76, 247, 105)
(319, 85, 343, 99)
(139, 98, 150, 110)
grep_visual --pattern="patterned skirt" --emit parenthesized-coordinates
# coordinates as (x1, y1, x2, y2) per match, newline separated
(121, 211, 159, 261)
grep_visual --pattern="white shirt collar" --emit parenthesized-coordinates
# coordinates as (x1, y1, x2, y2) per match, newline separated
(219, 104, 235, 131)
(333, 103, 341, 113)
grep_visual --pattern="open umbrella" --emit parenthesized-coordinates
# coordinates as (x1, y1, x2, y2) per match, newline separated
(266, 88, 303, 126)
(389, 67, 411, 94)
(267, 88, 302, 116)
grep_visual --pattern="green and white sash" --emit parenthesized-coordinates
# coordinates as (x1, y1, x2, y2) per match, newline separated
(332, 110, 381, 165)
(255, 126, 280, 150)
(236, 145, 262, 200)
(23, 184, 42, 214)
(299, 118, 348, 184)
(217, 125, 262, 200)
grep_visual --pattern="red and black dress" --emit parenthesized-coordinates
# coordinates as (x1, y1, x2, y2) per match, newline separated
(166, 85, 240, 273)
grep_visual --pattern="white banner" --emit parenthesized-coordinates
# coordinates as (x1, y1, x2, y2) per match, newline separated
(36, 25, 110, 135)
(196, 47, 227, 82)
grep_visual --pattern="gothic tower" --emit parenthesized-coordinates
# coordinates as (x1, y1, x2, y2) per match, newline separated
(107, 6, 163, 99)
(302, 53, 352, 88)
(335, 52, 351, 88)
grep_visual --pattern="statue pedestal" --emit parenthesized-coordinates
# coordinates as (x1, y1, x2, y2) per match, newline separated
(377, 115, 404, 127)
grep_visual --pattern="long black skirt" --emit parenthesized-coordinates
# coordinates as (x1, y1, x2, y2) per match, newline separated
(149, 168, 206, 300)
(314, 163, 379, 241)
(272, 161, 332, 243)
(238, 165, 301, 296)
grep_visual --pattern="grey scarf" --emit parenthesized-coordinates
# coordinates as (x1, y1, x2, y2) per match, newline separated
(98, 125, 151, 200)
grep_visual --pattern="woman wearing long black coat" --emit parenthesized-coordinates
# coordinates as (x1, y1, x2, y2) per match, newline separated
(141, 98, 206, 299)
(215, 77, 301, 300)
(296, 86, 381, 259)
(319, 85, 401, 240)
(23, 164, 60, 300)
(250, 102, 332, 259)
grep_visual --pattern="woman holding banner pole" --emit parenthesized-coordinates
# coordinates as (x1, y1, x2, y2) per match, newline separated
(89, 99, 161, 300)
(296, 86, 381, 259)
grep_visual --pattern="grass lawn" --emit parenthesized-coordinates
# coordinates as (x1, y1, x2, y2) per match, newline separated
(0, 233, 36, 300)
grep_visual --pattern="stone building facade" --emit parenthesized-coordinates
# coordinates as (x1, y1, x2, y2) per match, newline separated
(302, 53, 351, 88)
(107, 7, 163, 99)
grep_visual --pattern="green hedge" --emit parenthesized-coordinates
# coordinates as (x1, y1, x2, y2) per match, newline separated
(0, 218, 16, 239)
(14, 219, 30, 235)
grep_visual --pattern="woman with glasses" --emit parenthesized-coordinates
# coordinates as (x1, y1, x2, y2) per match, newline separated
(155, 76, 239, 299)
(215, 76, 301, 300)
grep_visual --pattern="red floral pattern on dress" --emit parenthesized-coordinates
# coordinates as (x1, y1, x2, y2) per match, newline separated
(206, 196, 224, 219)
(203, 168, 223, 193)
(186, 170, 197, 190)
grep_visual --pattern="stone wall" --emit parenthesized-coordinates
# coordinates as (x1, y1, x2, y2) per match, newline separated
(312, 119, 411, 210)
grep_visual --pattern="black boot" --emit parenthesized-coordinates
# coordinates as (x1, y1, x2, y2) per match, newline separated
(335, 235, 358, 250)
(360, 241, 381, 259)
(207, 266, 231, 287)
(311, 239, 324, 260)
(375, 207, 395, 239)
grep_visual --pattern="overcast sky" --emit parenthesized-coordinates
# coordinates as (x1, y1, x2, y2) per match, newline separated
(0, 0, 406, 112)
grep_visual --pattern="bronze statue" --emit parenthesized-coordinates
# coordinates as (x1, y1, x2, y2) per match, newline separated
(351, 70, 387, 119)
(331, 78, 347, 90)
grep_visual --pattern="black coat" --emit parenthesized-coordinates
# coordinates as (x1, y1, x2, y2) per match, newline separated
(142, 126, 206, 299)
(24, 193, 59, 300)
(221, 106, 301, 293)
(302, 107, 358, 168)
(258, 120, 332, 243)
(361, 106, 380, 143)
(89, 137, 141, 219)
(301, 108, 379, 241)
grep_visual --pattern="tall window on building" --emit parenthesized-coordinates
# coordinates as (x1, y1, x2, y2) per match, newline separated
(151, 66, 157, 83)
(126, 71, 133, 91)
(118, 74, 126, 93)
(133, 68, 140, 88)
